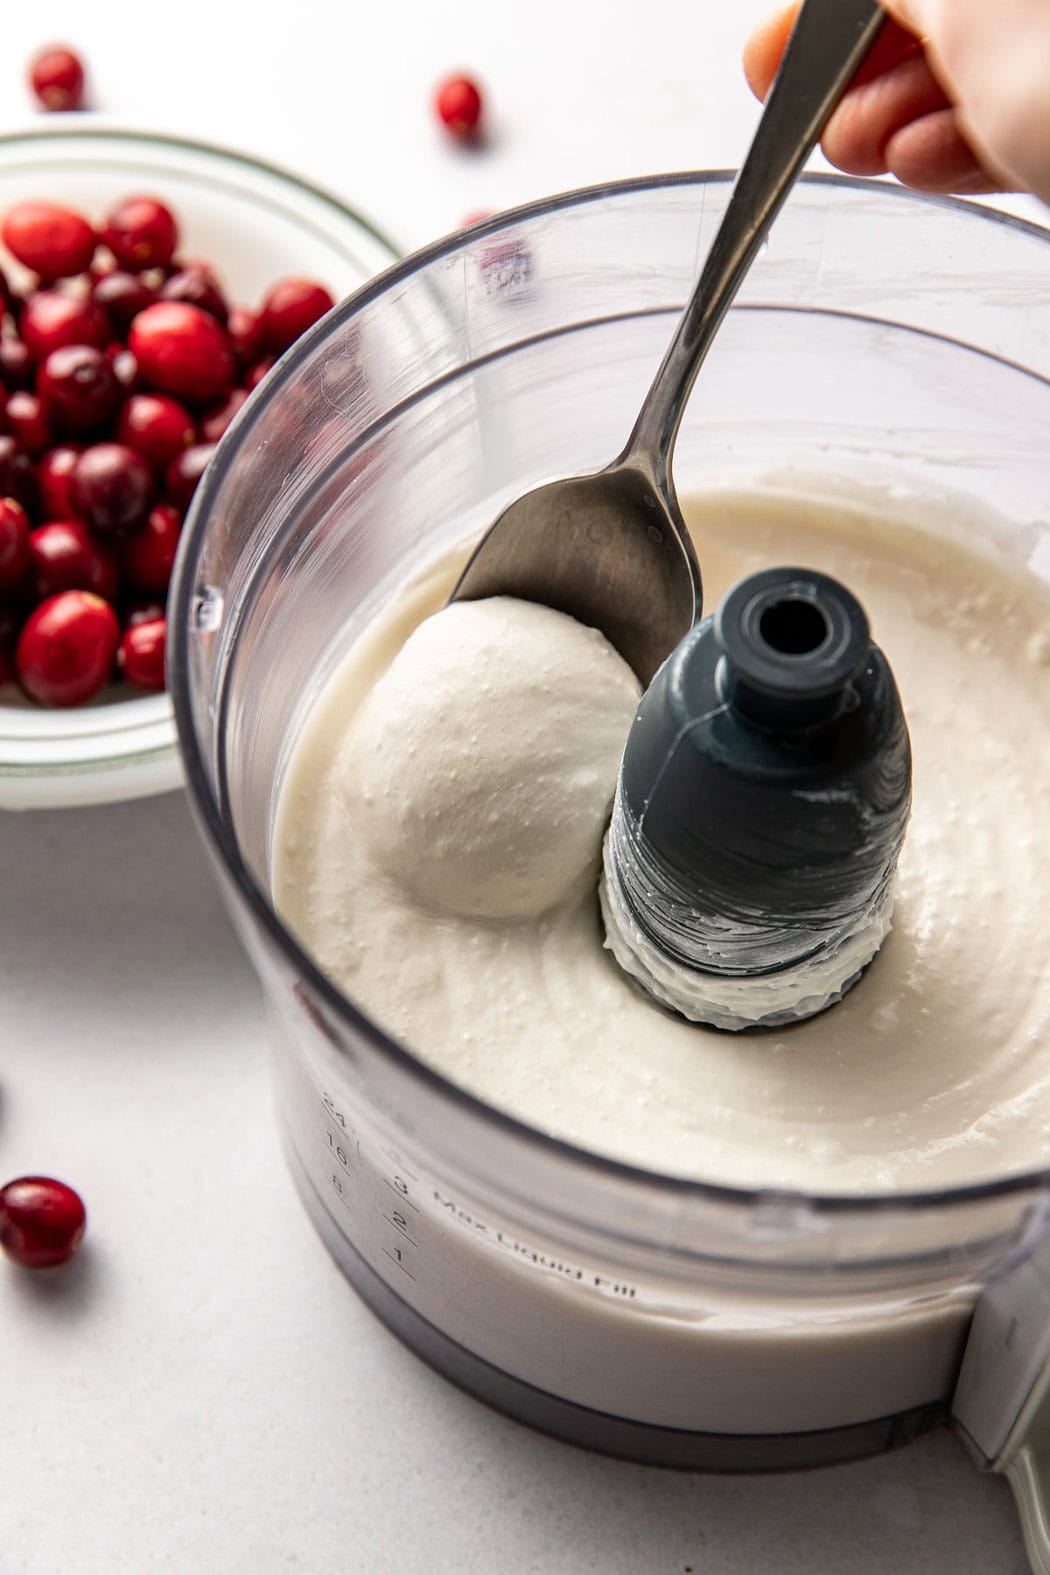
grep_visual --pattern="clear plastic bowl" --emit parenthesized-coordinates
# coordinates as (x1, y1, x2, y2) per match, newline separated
(171, 174, 1050, 1467)
(0, 120, 398, 812)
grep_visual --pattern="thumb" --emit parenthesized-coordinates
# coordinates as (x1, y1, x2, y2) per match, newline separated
(743, 3, 925, 103)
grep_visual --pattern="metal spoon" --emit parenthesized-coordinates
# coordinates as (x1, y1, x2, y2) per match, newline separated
(451, 0, 885, 683)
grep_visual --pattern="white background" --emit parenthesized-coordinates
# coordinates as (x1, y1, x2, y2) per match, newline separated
(0, 2, 1038, 1571)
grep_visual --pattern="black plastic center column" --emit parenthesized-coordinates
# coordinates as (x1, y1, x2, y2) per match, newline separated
(601, 566, 912, 1029)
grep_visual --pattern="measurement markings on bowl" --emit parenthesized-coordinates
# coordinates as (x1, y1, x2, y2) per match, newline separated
(320, 1089, 421, 1283)
(317, 1088, 638, 1298)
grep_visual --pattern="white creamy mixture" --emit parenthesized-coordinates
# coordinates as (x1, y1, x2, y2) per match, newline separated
(274, 488, 1050, 1193)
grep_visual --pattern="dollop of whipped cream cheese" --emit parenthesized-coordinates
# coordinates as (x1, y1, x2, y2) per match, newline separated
(274, 488, 1050, 1193)
(329, 596, 640, 920)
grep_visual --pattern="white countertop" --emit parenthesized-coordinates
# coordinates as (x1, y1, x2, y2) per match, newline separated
(0, 1, 1038, 1570)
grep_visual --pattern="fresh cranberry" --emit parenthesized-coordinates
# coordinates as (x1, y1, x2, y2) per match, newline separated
(106, 347, 139, 392)
(5, 390, 51, 455)
(477, 234, 532, 297)
(29, 520, 119, 601)
(37, 345, 120, 434)
(20, 290, 110, 360)
(434, 74, 483, 141)
(102, 196, 178, 272)
(120, 503, 181, 593)
(27, 46, 86, 112)
(244, 355, 274, 391)
(160, 266, 228, 324)
(137, 267, 169, 294)
(70, 443, 154, 537)
(91, 269, 157, 334)
(125, 598, 165, 627)
(259, 278, 335, 355)
(0, 1176, 86, 1268)
(0, 339, 33, 390)
(117, 614, 166, 691)
(0, 602, 17, 684)
(129, 302, 233, 405)
(37, 444, 82, 518)
(199, 387, 248, 443)
(1, 202, 96, 280)
(0, 435, 37, 515)
(116, 392, 195, 471)
(16, 589, 119, 705)
(0, 264, 17, 318)
(165, 442, 215, 509)
(0, 197, 337, 707)
(0, 497, 31, 589)
(227, 305, 262, 367)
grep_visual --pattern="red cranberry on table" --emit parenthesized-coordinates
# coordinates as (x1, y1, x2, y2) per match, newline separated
(1, 201, 96, 280)
(116, 393, 195, 471)
(70, 443, 154, 537)
(165, 443, 216, 510)
(118, 614, 166, 691)
(0, 497, 32, 589)
(102, 195, 178, 272)
(37, 444, 82, 519)
(29, 520, 119, 602)
(5, 391, 51, 456)
(27, 46, 86, 113)
(434, 74, 484, 142)
(36, 345, 120, 435)
(20, 290, 110, 361)
(121, 503, 181, 594)
(0, 1176, 86, 1269)
(16, 589, 119, 705)
(128, 302, 234, 405)
(259, 278, 335, 356)
(477, 231, 532, 296)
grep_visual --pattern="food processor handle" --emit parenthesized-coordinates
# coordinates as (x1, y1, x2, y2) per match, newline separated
(1000, 1388, 1050, 1575)
(951, 1207, 1050, 1574)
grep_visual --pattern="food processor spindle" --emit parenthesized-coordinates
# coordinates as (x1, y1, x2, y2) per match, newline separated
(601, 566, 912, 1031)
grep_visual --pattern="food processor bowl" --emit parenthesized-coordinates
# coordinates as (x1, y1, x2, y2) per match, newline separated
(169, 173, 1050, 1530)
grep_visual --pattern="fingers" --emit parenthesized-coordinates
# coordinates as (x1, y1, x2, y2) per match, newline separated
(820, 50, 949, 177)
(885, 107, 1001, 193)
(742, 3, 799, 101)
(742, 4, 923, 102)
(741, 1, 1005, 195)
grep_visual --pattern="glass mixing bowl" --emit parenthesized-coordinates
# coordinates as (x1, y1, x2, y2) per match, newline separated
(170, 175, 1050, 1479)
(0, 121, 398, 811)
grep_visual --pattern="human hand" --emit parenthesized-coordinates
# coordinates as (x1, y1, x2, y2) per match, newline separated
(743, 0, 1050, 204)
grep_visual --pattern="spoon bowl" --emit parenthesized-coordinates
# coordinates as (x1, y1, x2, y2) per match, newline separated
(451, 463, 697, 686)
(451, 0, 885, 680)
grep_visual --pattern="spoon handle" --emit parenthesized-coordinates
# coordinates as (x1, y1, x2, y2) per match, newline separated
(621, 0, 886, 483)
